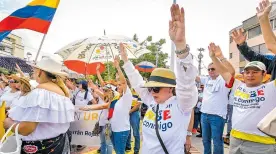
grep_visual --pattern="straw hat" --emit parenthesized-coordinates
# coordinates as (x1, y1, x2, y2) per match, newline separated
(143, 68, 176, 88)
(28, 57, 68, 77)
(19, 77, 31, 89)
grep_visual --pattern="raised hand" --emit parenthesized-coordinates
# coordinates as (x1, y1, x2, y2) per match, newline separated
(208, 43, 217, 58)
(113, 55, 120, 68)
(213, 45, 224, 59)
(15, 63, 21, 72)
(120, 43, 128, 63)
(169, 4, 186, 49)
(96, 64, 100, 71)
(231, 28, 247, 45)
(256, 0, 272, 20)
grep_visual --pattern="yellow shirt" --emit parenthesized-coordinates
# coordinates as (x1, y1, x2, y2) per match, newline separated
(131, 88, 142, 107)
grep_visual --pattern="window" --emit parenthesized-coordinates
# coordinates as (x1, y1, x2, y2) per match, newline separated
(248, 26, 261, 39)
(259, 43, 269, 54)
(229, 53, 233, 59)
(0, 44, 4, 51)
(4, 37, 12, 41)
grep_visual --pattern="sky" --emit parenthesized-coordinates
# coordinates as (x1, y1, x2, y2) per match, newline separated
(0, 0, 263, 75)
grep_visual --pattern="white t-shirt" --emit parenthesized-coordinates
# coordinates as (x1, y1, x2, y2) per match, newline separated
(74, 90, 93, 106)
(0, 89, 21, 107)
(123, 53, 198, 154)
(98, 98, 108, 126)
(141, 97, 191, 154)
(200, 76, 230, 118)
(110, 87, 132, 132)
(230, 79, 276, 137)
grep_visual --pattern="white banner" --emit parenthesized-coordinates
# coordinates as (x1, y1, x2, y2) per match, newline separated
(69, 106, 101, 146)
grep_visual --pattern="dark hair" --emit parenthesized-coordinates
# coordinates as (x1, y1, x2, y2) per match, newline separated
(80, 80, 88, 99)
(172, 88, 176, 96)
(45, 71, 56, 80)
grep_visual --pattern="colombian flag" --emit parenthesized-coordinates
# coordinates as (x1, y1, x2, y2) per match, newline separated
(0, 0, 60, 42)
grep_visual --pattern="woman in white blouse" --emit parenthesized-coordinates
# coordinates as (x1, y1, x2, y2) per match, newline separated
(0, 75, 21, 110)
(4, 57, 75, 154)
(121, 4, 198, 154)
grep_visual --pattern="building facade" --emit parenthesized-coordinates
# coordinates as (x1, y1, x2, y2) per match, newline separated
(229, 2, 276, 73)
(0, 33, 24, 58)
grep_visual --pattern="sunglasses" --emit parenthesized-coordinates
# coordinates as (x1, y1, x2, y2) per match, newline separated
(208, 68, 215, 72)
(8, 80, 18, 83)
(148, 87, 161, 93)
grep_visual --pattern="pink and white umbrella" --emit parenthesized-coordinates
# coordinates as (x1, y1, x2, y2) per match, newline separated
(135, 61, 155, 72)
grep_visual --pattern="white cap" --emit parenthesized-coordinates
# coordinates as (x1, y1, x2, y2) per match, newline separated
(244, 61, 266, 71)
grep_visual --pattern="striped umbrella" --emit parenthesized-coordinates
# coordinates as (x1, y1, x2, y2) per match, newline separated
(135, 61, 155, 72)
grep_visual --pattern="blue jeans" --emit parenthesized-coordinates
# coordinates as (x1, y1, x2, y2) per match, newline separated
(111, 130, 129, 154)
(126, 111, 140, 153)
(100, 126, 113, 154)
(201, 113, 225, 154)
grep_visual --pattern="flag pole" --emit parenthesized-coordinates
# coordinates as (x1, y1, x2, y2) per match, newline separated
(34, 34, 47, 62)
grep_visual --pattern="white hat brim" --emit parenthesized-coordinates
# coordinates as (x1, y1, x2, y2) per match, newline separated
(27, 62, 68, 77)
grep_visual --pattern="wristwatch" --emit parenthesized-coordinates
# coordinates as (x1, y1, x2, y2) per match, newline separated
(187, 131, 192, 136)
(175, 44, 190, 55)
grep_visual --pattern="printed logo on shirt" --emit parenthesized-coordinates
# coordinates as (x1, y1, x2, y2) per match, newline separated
(143, 108, 173, 132)
(233, 85, 266, 109)
(23, 145, 38, 153)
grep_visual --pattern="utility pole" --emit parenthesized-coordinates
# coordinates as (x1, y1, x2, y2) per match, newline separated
(197, 48, 204, 75)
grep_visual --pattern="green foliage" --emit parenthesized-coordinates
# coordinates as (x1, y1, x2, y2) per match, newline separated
(96, 34, 169, 81)
(0, 67, 12, 75)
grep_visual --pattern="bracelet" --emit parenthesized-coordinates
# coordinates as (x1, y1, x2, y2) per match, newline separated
(175, 44, 190, 55)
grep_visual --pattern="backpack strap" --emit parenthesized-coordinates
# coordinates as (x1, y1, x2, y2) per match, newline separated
(155, 104, 169, 154)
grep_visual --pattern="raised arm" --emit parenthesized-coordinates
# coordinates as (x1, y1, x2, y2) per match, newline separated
(208, 43, 232, 84)
(15, 63, 25, 77)
(113, 55, 127, 92)
(121, 43, 154, 106)
(96, 64, 105, 87)
(170, 4, 198, 112)
(88, 79, 104, 100)
(257, 0, 276, 54)
(212, 45, 235, 76)
(232, 29, 272, 68)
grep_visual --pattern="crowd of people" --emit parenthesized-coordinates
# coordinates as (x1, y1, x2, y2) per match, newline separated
(0, 0, 276, 154)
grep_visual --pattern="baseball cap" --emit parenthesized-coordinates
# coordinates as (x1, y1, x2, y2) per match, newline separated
(244, 61, 266, 71)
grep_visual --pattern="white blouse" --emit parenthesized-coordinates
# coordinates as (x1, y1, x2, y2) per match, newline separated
(0, 89, 21, 107)
(8, 88, 75, 141)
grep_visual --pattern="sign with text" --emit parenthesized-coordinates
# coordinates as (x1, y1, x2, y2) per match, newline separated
(69, 106, 101, 146)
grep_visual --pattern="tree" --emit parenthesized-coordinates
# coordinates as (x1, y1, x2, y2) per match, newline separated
(131, 35, 168, 79)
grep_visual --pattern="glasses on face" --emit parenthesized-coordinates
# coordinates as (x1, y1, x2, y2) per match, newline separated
(208, 68, 215, 72)
(8, 80, 18, 83)
(148, 87, 161, 93)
